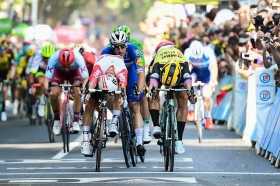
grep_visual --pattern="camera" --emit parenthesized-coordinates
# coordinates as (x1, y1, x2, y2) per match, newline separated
(273, 13, 280, 26)
(241, 52, 255, 61)
(254, 15, 264, 30)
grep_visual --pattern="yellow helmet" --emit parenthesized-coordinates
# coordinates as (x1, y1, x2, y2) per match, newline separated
(160, 61, 181, 87)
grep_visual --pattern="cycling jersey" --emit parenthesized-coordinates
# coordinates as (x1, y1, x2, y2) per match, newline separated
(0, 46, 14, 69)
(184, 46, 216, 84)
(81, 51, 96, 75)
(46, 50, 89, 80)
(26, 52, 47, 76)
(150, 46, 191, 84)
(130, 37, 145, 67)
(89, 54, 128, 88)
(101, 43, 143, 102)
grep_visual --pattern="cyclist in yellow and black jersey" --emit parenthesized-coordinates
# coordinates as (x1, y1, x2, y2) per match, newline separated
(147, 44, 192, 154)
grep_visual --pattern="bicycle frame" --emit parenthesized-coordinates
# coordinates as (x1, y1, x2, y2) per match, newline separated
(157, 88, 189, 172)
(88, 88, 121, 172)
(57, 83, 75, 153)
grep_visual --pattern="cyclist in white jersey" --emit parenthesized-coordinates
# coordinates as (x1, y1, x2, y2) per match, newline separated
(184, 40, 218, 128)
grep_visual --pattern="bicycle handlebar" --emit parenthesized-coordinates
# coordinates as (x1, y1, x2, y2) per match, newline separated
(88, 88, 122, 94)
(51, 84, 80, 88)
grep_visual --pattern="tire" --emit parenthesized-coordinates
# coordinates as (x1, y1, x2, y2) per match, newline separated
(169, 119, 175, 172)
(164, 108, 176, 172)
(95, 142, 102, 172)
(164, 139, 170, 171)
(95, 112, 105, 172)
(45, 99, 55, 143)
(46, 119, 55, 143)
(129, 138, 137, 167)
(61, 104, 69, 153)
(161, 106, 169, 171)
(119, 112, 130, 168)
(197, 121, 203, 143)
(195, 98, 204, 143)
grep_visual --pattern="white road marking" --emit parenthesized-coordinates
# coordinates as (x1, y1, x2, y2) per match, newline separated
(152, 166, 194, 169)
(9, 179, 57, 183)
(2, 177, 197, 184)
(7, 166, 112, 170)
(0, 157, 192, 164)
(51, 134, 83, 160)
(1, 171, 280, 176)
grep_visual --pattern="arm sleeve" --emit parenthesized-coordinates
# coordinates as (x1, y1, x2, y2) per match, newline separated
(75, 51, 89, 79)
(115, 60, 128, 87)
(45, 51, 59, 80)
(129, 45, 144, 73)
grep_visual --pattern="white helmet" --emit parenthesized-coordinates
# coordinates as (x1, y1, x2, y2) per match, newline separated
(98, 74, 118, 92)
(189, 40, 204, 59)
(109, 30, 128, 46)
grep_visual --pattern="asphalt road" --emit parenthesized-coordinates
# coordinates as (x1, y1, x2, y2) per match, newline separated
(0, 118, 279, 186)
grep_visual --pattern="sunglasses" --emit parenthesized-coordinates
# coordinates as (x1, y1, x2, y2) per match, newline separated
(113, 44, 126, 49)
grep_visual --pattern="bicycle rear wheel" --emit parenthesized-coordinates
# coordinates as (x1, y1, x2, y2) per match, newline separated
(95, 114, 105, 172)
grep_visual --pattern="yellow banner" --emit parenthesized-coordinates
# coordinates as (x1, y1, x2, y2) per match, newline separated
(159, 0, 219, 5)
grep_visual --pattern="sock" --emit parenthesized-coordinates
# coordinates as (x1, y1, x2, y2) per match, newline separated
(83, 125, 91, 141)
(135, 128, 143, 145)
(205, 111, 211, 118)
(177, 121, 186, 141)
(150, 109, 159, 127)
(112, 110, 121, 117)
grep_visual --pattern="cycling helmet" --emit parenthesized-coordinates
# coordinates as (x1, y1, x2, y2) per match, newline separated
(98, 74, 118, 92)
(41, 41, 56, 58)
(155, 40, 174, 53)
(189, 40, 204, 59)
(25, 44, 36, 57)
(109, 30, 128, 46)
(59, 49, 75, 67)
(160, 61, 181, 87)
(116, 25, 131, 41)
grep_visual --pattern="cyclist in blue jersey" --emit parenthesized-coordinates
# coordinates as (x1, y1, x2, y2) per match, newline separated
(114, 25, 152, 144)
(101, 29, 146, 156)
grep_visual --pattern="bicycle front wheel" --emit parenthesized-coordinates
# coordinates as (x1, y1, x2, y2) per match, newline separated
(95, 142, 102, 172)
(61, 105, 70, 153)
(119, 111, 130, 168)
(163, 109, 176, 172)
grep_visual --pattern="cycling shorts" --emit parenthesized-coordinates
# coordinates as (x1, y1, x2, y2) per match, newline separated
(126, 63, 144, 102)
